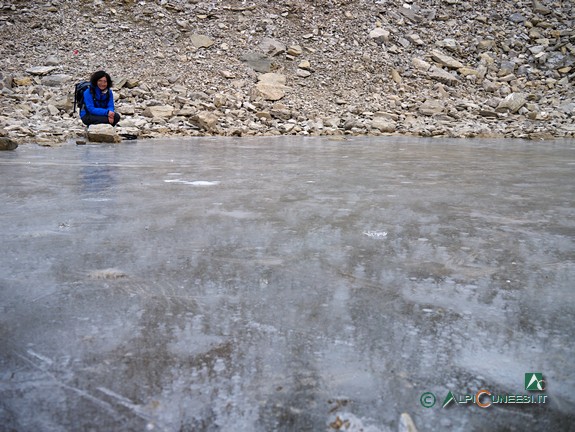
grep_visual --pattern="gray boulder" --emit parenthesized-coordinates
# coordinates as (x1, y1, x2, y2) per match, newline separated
(240, 52, 272, 73)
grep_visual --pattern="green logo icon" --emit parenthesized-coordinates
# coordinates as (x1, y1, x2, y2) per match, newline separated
(525, 373, 545, 391)
(442, 391, 456, 408)
(420, 392, 436, 408)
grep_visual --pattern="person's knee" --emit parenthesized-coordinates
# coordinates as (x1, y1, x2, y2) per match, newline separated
(113, 112, 121, 126)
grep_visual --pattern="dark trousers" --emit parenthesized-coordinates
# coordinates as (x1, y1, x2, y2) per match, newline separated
(82, 112, 121, 127)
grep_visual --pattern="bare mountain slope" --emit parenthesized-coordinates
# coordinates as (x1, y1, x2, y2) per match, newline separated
(0, 0, 573, 142)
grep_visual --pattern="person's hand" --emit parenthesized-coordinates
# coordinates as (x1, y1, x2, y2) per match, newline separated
(108, 111, 115, 124)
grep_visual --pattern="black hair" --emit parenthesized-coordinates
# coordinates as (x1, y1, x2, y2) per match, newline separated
(90, 70, 113, 89)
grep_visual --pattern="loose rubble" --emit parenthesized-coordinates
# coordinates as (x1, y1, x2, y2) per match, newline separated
(0, 0, 573, 145)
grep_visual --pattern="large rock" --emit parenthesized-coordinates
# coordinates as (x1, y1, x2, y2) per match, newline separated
(142, 105, 174, 119)
(87, 124, 121, 143)
(419, 99, 445, 116)
(496, 93, 528, 113)
(254, 84, 285, 101)
(0, 135, 18, 150)
(191, 111, 219, 132)
(270, 103, 292, 120)
(254, 73, 287, 101)
(117, 126, 140, 140)
(370, 117, 397, 133)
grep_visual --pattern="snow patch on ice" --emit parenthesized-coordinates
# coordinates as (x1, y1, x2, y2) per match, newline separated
(363, 230, 387, 239)
(164, 179, 220, 186)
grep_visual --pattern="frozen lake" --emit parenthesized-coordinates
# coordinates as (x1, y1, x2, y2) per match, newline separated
(1, 136, 574, 431)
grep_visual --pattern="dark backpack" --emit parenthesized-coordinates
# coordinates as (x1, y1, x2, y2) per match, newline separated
(73, 81, 91, 115)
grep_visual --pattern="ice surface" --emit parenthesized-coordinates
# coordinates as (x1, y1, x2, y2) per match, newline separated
(0, 136, 574, 431)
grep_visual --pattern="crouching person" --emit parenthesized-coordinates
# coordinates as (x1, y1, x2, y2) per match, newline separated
(81, 70, 121, 127)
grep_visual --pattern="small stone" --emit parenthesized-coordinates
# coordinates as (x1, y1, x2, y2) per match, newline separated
(430, 50, 464, 69)
(412, 58, 431, 71)
(428, 66, 459, 85)
(436, 38, 459, 51)
(368, 27, 390, 44)
(407, 34, 424, 46)
(287, 45, 303, 56)
(190, 34, 214, 48)
(509, 13, 526, 23)
(220, 70, 236, 79)
(13, 76, 33, 86)
(458, 67, 482, 78)
(259, 37, 286, 56)
(391, 69, 402, 84)
(45, 55, 60, 66)
(255, 111, 272, 121)
(477, 40, 496, 50)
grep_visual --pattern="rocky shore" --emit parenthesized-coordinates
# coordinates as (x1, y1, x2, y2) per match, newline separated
(0, 0, 573, 146)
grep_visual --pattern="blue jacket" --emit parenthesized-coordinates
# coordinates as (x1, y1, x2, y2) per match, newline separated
(80, 86, 115, 118)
